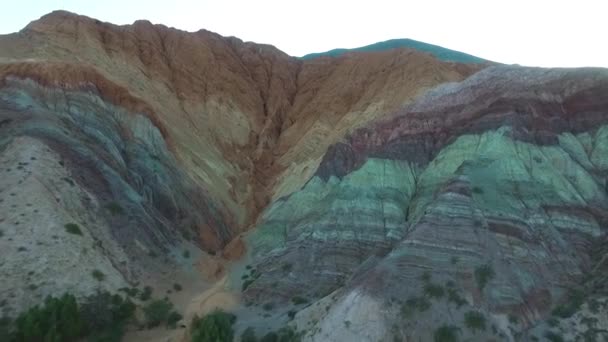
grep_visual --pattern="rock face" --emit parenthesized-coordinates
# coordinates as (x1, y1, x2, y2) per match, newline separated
(1, 10, 607, 342)
(243, 66, 608, 341)
(0, 10, 482, 315)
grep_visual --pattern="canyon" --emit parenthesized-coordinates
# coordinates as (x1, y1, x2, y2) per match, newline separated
(0, 10, 607, 342)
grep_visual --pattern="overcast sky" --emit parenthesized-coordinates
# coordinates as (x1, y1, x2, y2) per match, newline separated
(1, 0, 607, 67)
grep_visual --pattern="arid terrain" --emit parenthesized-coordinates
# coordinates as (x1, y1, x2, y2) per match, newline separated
(1, 10, 607, 342)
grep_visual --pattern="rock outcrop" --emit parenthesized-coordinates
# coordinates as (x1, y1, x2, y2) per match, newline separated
(243, 66, 608, 341)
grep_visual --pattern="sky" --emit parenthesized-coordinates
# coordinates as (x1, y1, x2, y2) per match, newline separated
(1, 0, 607, 67)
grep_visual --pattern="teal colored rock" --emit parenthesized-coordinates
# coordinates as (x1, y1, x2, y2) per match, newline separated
(300, 38, 489, 63)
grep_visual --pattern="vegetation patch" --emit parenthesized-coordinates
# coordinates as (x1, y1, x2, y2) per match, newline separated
(401, 296, 431, 317)
(447, 288, 466, 307)
(64, 223, 83, 236)
(242, 267, 261, 292)
(105, 202, 124, 216)
(190, 310, 236, 342)
(552, 288, 585, 318)
(544, 331, 565, 342)
(424, 283, 445, 299)
(434, 325, 460, 342)
(241, 327, 257, 342)
(91, 269, 106, 281)
(167, 311, 183, 329)
(474, 264, 495, 291)
(260, 326, 301, 342)
(139, 286, 153, 301)
(464, 311, 486, 332)
(143, 299, 173, 328)
(4, 292, 135, 342)
(291, 296, 308, 305)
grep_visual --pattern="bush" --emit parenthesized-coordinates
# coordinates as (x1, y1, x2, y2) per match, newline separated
(183, 250, 191, 258)
(401, 296, 431, 317)
(447, 288, 466, 307)
(143, 299, 173, 328)
(5, 292, 135, 342)
(173, 283, 182, 292)
(167, 311, 183, 329)
(552, 289, 585, 318)
(291, 296, 308, 305)
(262, 302, 274, 311)
(91, 269, 106, 281)
(79, 291, 135, 341)
(464, 311, 486, 332)
(65, 223, 83, 235)
(118, 287, 139, 297)
(241, 327, 257, 342)
(140, 286, 153, 301)
(424, 283, 445, 299)
(474, 264, 495, 291)
(434, 325, 460, 342)
(105, 202, 124, 216)
(190, 310, 236, 342)
(544, 331, 565, 342)
(261, 332, 278, 342)
(13, 294, 85, 341)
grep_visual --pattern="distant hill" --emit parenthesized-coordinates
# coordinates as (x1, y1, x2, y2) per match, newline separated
(301, 38, 488, 63)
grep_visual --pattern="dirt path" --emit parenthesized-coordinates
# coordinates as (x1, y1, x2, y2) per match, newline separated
(124, 270, 239, 342)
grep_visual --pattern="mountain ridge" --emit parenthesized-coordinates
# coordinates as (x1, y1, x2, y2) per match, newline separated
(0, 10, 607, 342)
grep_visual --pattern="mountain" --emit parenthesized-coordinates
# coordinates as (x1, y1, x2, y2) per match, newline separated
(0, 10, 607, 342)
(300, 38, 488, 64)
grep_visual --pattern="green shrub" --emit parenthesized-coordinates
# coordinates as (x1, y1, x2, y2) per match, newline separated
(173, 283, 182, 292)
(447, 288, 466, 307)
(190, 310, 236, 342)
(118, 287, 139, 297)
(544, 331, 565, 342)
(65, 223, 83, 236)
(434, 325, 460, 342)
(474, 264, 495, 291)
(91, 269, 106, 281)
(282, 263, 293, 272)
(401, 296, 431, 317)
(139, 286, 153, 301)
(261, 332, 278, 342)
(552, 289, 585, 318)
(424, 283, 445, 299)
(143, 299, 173, 328)
(167, 311, 183, 329)
(183, 250, 191, 258)
(15, 294, 84, 341)
(420, 271, 431, 282)
(464, 311, 486, 332)
(291, 296, 308, 305)
(508, 314, 518, 324)
(241, 327, 257, 342)
(259, 326, 300, 342)
(80, 291, 135, 341)
(262, 302, 274, 311)
(242, 279, 255, 291)
(105, 202, 124, 216)
(472, 186, 484, 194)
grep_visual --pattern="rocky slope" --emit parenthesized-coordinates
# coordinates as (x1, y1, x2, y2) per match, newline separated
(0, 9, 607, 342)
(242, 66, 608, 341)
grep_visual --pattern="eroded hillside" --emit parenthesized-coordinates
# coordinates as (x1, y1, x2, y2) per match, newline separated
(1, 9, 607, 342)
